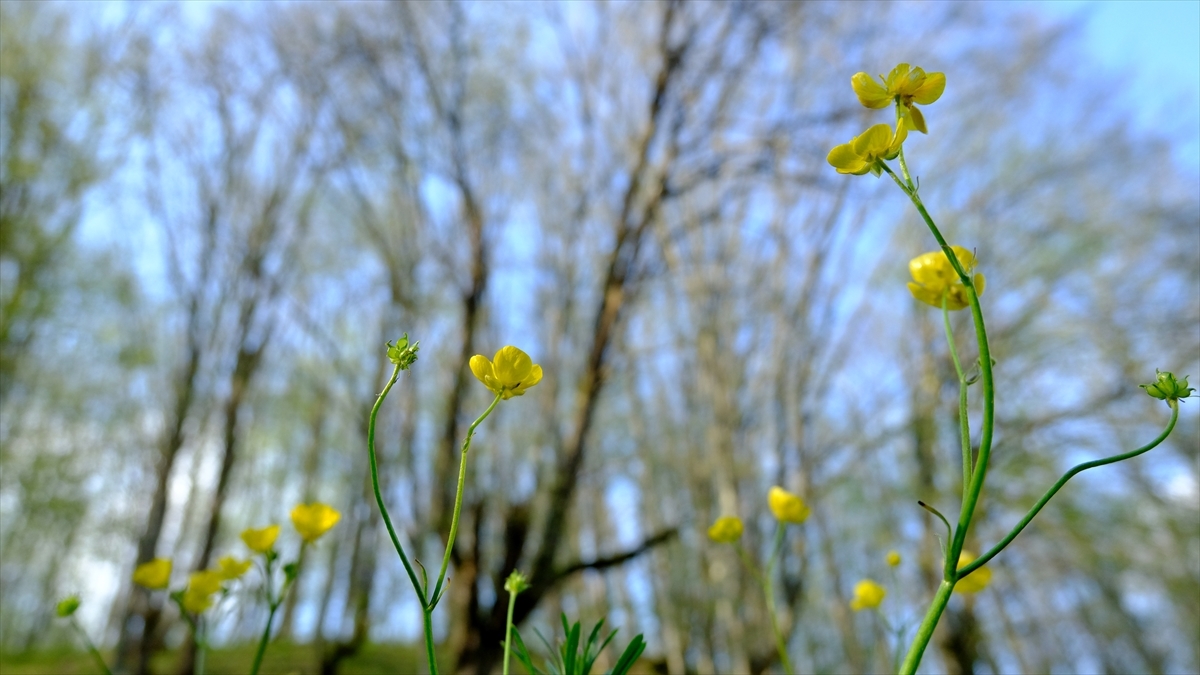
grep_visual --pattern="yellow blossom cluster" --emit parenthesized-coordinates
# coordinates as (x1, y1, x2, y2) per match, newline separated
(132, 502, 341, 616)
(827, 63, 944, 177)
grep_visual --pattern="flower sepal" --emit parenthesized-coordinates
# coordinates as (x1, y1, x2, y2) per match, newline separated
(387, 333, 420, 370)
(1140, 370, 1194, 403)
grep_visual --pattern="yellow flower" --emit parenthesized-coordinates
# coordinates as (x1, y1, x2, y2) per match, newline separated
(886, 550, 902, 567)
(180, 570, 224, 614)
(132, 558, 172, 590)
(469, 346, 543, 400)
(241, 525, 281, 554)
(707, 516, 744, 543)
(850, 579, 887, 611)
(956, 551, 992, 593)
(216, 556, 252, 581)
(291, 503, 341, 543)
(767, 486, 810, 524)
(851, 64, 946, 133)
(906, 246, 986, 311)
(826, 122, 908, 176)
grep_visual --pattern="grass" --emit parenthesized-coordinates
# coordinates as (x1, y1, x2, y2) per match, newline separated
(0, 641, 428, 675)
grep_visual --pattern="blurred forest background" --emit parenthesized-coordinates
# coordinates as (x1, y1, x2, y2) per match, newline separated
(1, 1, 1197, 674)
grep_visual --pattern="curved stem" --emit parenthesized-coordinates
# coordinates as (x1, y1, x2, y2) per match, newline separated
(429, 393, 502, 609)
(885, 160, 996, 556)
(368, 363, 427, 605)
(959, 401, 1180, 576)
(898, 580, 955, 675)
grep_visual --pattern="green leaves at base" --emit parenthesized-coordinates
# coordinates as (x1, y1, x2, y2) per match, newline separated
(509, 613, 646, 675)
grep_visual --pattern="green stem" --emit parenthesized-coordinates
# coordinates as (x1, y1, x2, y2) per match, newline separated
(70, 618, 112, 675)
(368, 363, 428, 605)
(761, 525, 795, 675)
(884, 160, 996, 672)
(898, 580, 955, 675)
(423, 609, 438, 675)
(248, 604, 278, 675)
(429, 393, 502, 609)
(941, 295, 973, 499)
(959, 401, 1180, 576)
(883, 160, 995, 558)
(503, 586, 520, 675)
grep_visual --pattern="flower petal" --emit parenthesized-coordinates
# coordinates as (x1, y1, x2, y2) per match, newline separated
(470, 355, 495, 387)
(493, 346, 533, 387)
(911, 71, 945, 105)
(524, 364, 543, 389)
(851, 72, 891, 108)
(884, 63, 912, 92)
(907, 282, 942, 308)
(827, 142, 867, 173)
(852, 124, 893, 157)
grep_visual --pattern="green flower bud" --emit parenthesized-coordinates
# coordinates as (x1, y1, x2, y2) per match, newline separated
(503, 569, 529, 595)
(386, 333, 420, 370)
(1139, 370, 1194, 403)
(56, 595, 81, 617)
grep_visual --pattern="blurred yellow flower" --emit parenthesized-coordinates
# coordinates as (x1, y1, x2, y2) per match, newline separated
(851, 64, 946, 133)
(189, 570, 223, 596)
(907, 246, 986, 311)
(291, 503, 341, 543)
(767, 486, 810, 524)
(470, 346, 543, 400)
(956, 551, 992, 593)
(707, 516, 744, 543)
(241, 525, 280, 554)
(826, 122, 907, 176)
(886, 550, 902, 567)
(850, 579, 887, 611)
(132, 558, 172, 590)
(216, 556, 252, 581)
(180, 570, 224, 614)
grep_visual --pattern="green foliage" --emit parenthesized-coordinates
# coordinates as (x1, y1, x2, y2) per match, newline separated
(510, 614, 646, 675)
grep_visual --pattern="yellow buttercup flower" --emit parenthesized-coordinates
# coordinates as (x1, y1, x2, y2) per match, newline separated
(470, 346, 543, 400)
(132, 558, 172, 590)
(180, 570, 224, 614)
(767, 486, 810, 524)
(956, 551, 992, 593)
(216, 556, 252, 581)
(851, 64, 946, 133)
(707, 516, 744, 543)
(291, 503, 341, 543)
(850, 579, 887, 611)
(886, 550, 902, 567)
(827, 122, 908, 176)
(241, 525, 281, 554)
(907, 246, 986, 311)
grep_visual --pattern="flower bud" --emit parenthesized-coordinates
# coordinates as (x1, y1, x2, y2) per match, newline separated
(387, 334, 420, 370)
(56, 595, 81, 617)
(1140, 370, 1194, 403)
(850, 579, 886, 611)
(886, 550, 901, 567)
(504, 569, 530, 595)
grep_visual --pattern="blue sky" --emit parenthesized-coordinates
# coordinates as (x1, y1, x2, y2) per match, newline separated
(1035, 0, 1200, 164)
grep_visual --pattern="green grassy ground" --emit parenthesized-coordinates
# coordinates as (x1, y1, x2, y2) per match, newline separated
(0, 641, 430, 675)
